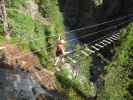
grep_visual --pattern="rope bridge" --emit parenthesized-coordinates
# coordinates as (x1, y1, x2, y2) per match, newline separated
(0, 12, 132, 100)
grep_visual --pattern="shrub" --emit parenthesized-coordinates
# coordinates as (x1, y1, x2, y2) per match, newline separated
(97, 22, 133, 100)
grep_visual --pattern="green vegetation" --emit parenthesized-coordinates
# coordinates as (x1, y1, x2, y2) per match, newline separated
(0, 0, 64, 67)
(37, 0, 64, 33)
(1, 0, 133, 100)
(95, 0, 103, 6)
(0, 24, 4, 33)
(97, 23, 133, 100)
(8, 9, 35, 36)
(7, 0, 27, 8)
(56, 65, 96, 98)
(5, 3, 94, 97)
(56, 45, 96, 99)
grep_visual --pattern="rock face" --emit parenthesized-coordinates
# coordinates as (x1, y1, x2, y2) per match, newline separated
(97, 0, 121, 19)
(58, 0, 133, 27)
(0, 43, 62, 99)
(63, 0, 79, 28)
(61, 0, 95, 28)
(78, 0, 96, 26)
(0, 67, 48, 100)
(0, 43, 57, 90)
(58, 0, 133, 42)
(0, 43, 39, 70)
(100, 0, 133, 18)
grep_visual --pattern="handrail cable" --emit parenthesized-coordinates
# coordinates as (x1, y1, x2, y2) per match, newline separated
(17, 13, 133, 41)
(63, 18, 132, 56)
(1, 16, 132, 60)
(17, 14, 133, 52)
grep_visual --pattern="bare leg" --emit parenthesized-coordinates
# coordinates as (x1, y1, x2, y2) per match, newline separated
(54, 57, 60, 66)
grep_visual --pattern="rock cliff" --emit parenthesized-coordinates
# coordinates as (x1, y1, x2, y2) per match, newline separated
(59, 0, 133, 28)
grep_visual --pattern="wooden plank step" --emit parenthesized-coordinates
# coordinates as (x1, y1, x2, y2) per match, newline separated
(66, 57, 77, 64)
(75, 54, 80, 57)
(102, 40, 111, 44)
(110, 36, 118, 40)
(91, 45, 100, 51)
(95, 43, 104, 48)
(81, 50, 89, 56)
(99, 42, 107, 46)
(112, 35, 119, 39)
(114, 34, 120, 37)
(85, 47, 95, 54)
(106, 38, 113, 42)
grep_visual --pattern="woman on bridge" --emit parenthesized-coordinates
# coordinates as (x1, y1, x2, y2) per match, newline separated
(54, 34, 65, 66)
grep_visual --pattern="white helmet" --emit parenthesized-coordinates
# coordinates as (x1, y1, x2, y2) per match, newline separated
(60, 40, 65, 43)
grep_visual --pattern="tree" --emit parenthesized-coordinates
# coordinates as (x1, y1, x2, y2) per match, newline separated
(0, 0, 11, 39)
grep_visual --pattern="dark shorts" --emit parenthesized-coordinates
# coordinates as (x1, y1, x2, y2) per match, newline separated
(56, 52, 63, 56)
